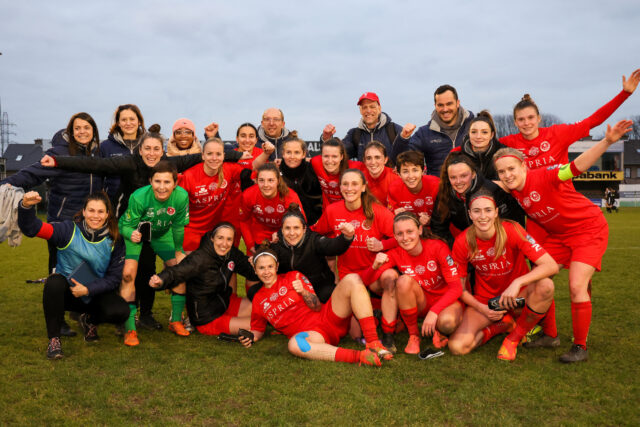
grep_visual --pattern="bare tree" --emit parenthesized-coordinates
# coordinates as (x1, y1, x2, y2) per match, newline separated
(628, 115, 640, 140)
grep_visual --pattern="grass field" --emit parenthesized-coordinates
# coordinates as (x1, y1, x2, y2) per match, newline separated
(1, 209, 639, 425)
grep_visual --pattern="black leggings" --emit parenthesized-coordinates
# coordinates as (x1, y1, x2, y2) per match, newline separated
(135, 242, 157, 315)
(43, 274, 129, 339)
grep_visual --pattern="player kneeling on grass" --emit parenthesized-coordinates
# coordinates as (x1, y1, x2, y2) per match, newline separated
(448, 189, 558, 361)
(118, 161, 189, 347)
(18, 191, 129, 360)
(239, 244, 392, 366)
(362, 212, 463, 355)
(149, 222, 258, 335)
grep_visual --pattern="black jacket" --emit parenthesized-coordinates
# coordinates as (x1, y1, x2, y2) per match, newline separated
(279, 160, 323, 225)
(430, 174, 525, 247)
(157, 230, 258, 326)
(267, 229, 352, 303)
(458, 136, 507, 180)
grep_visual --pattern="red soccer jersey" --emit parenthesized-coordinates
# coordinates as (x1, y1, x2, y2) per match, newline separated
(376, 239, 462, 314)
(363, 166, 401, 207)
(312, 201, 394, 279)
(452, 221, 546, 302)
(311, 156, 364, 207)
(388, 175, 440, 216)
(240, 186, 305, 249)
(178, 163, 243, 233)
(510, 165, 605, 235)
(250, 271, 318, 338)
(235, 146, 263, 169)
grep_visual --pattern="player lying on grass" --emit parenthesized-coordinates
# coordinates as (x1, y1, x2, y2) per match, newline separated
(239, 244, 392, 366)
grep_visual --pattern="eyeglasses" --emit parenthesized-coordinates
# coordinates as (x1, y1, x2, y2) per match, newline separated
(175, 130, 193, 136)
(262, 117, 282, 123)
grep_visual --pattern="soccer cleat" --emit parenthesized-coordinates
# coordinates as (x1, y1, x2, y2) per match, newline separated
(497, 337, 519, 361)
(359, 349, 382, 367)
(137, 313, 163, 331)
(124, 330, 139, 347)
(366, 339, 394, 361)
(47, 337, 64, 360)
(404, 335, 421, 354)
(523, 333, 561, 349)
(168, 321, 190, 337)
(60, 320, 77, 337)
(381, 332, 397, 354)
(559, 345, 588, 363)
(432, 331, 449, 349)
(79, 313, 99, 342)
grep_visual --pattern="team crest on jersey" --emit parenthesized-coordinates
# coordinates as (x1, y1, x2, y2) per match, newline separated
(279, 286, 288, 296)
(415, 265, 426, 274)
(270, 293, 278, 302)
(276, 204, 285, 213)
(522, 197, 532, 208)
(220, 179, 228, 189)
(530, 191, 541, 202)
(265, 206, 275, 214)
(414, 199, 424, 207)
(427, 261, 437, 272)
(540, 141, 550, 152)
(529, 147, 539, 157)
(227, 261, 235, 271)
(361, 220, 371, 231)
(486, 247, 496, 257)
(446, 255, 454, 266)
(167, 207, 175, 215)
(329, 181, 339, 188)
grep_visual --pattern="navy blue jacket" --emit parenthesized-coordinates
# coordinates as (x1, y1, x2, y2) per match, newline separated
(1, 130, 102, 222)
(333, 112, 403, 161)
(392, 109, 474, 177)
(18, 203, 125, 296)
(100, 132, 138, 206)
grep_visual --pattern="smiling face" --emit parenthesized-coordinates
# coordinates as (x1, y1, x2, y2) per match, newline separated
(495, 156, 527, 192)
(364, 146, 387, 178)
(359, 99, 381, 129)
(82, 199, 109, 230)
(322, 145, 343, 175)
(282, 216, 305, 246)
(174, 128, 195, 150)
(150, 171, 176, 202)
(282, 141, 305, 169)
(73, 118, 94, 145)
(212, 227, 234, 256)
(257, 169, 279, 199)
(140, 137, 164, 167)
(447, 162, 475, 195)
(118, 109, 139, 139)
(340, 171, 366, 206)
(202, 141, 224, 175)
(254, 254, 278, 287)
(469, 197, 498, 236)
(469, 121, 494, 152)
(393, 218, 423, 254)
(236, 125, 257, 152)
(514, 106, 541, 140)
(399, 163, 423, 192)
(434, 90, 460, 126)
(261, 108, 284, 138)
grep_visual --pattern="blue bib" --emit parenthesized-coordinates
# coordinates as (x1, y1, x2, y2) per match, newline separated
(56, 225, 113, 281)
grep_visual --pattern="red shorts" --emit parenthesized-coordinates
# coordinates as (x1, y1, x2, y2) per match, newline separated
(417, 289, 441, 318)
(298, 298, 350, 346)
(195, 293, 244, 336)
(542, 222, 608, 271)
(183, 227, 206, 252)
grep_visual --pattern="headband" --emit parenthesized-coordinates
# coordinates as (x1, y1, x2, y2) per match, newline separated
(394, 212, 420, 227)
(254, 252, 278, 263)
(469, 195, 496, 207)
(212, 223, 235, 235)
(495, 154, 523, 163)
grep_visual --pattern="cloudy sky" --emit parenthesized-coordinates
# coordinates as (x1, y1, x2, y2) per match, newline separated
(1, 0, 639, 146)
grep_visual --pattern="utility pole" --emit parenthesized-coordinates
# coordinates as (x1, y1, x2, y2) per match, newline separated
(0, 98, 17, 156)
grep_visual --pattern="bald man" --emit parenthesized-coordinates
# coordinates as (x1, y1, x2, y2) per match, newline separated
(257, 108, 295, 160)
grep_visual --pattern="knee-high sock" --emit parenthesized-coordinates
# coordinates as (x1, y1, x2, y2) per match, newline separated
(481, 314, 514, 345)
(125, 303, 137, 332)
(507, 305, 545, 343)
(170, 293, 186, 323)
(380, 316, 397, 335)
(571, 301, 592, 349)
(539, 299, 558, 338)
(335, 348, 360, 364)
(358, 316, 378, 344)
(399, 307, 419, 336)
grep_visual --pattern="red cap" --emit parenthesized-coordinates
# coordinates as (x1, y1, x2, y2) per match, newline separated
(357, 92, 380, 105)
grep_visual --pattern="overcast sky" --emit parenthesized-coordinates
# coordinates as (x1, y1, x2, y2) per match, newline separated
(1, 0, 639, 147)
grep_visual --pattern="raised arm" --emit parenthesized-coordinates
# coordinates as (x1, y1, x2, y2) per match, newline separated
(17, 191, 74, 247)
(571, 120, 633, 176)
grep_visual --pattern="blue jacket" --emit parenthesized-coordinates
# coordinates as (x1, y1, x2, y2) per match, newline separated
(1, 130, 102, 222)
(334, 112, 403, 161)
(391, 108, 474, 177)
(18, 203, 125, 296)
(100, 132, 138, 206)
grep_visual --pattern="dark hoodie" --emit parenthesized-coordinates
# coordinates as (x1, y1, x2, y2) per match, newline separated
(157, 230, 259, 326)
(279, 160, 323, 225)
(458, 134, 507, 180)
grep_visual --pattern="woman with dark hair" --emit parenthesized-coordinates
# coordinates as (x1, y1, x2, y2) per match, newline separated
(361, 141, 400, 207)
(500, 69, 639, 170)
(239, 244, 391, 366)
(455, 110, 506, 180)
(493, 120, 632, 363)
(430, 152, 524, 246)
(234, 123, 264, 169)
(448, 189, 558, 361)
(239, 163, 305, 253)
(18, 190, 129, 359)
(310, 138, 363, 209)
(150, 223, 259, 336)
(279, 137, 323, 225)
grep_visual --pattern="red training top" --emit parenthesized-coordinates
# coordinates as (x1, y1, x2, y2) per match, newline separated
(310, 156, 364, 208)
(363, 166, 401, 208)
(388, 175, 440, 216)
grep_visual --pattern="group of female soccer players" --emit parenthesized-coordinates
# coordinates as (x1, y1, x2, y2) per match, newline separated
(7, 68, 639, 365)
